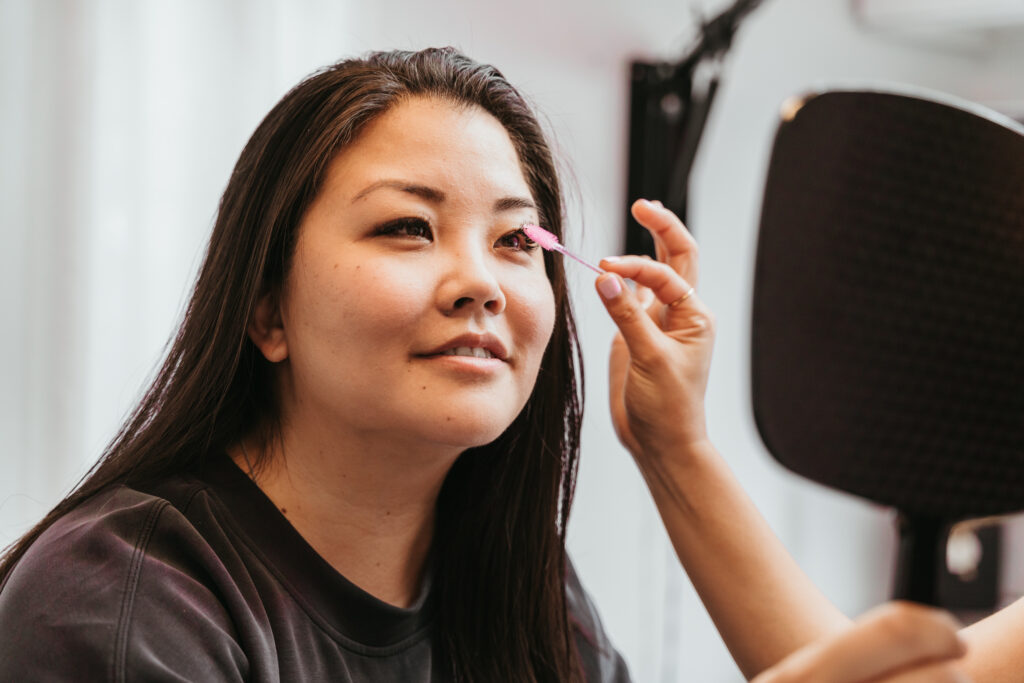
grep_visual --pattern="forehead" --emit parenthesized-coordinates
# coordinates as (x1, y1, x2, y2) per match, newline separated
(324, 96, 532, 202)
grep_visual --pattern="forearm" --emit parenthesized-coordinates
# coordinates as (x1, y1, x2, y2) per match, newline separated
(637, 439, 852, 679)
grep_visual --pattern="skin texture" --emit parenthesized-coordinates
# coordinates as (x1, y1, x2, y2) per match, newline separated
(596, 199, 973, 682)
(239, 96, 555, 607)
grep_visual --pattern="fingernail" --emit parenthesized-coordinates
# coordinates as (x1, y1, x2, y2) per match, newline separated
(652, 200, 664, 208)
(602, 256, 621, 263)
(598, 276, 622, 299)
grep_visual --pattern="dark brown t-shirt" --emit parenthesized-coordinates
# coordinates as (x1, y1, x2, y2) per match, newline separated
(0, 454, 630, 681)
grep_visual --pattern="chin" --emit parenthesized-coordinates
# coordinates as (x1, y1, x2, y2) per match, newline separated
(418, 410, 521, 451)
(441, 423, 513, 451)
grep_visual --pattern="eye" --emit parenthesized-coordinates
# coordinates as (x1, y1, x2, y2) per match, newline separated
(373, 217, 433, 241)
(495, 228, 539, 252)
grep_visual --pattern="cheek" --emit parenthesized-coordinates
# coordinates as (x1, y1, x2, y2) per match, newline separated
(511, 275, 557, 360)
(289, 256, 428, 348)
(344, 262, 428, 329)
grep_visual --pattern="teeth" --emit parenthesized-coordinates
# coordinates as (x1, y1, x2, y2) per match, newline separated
(441, 346, 495, 359)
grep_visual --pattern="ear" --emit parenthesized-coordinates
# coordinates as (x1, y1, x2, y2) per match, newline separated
(248, 291, 288, 363)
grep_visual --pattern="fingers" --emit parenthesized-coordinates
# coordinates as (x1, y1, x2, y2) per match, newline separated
(877, 662, 970, 683)
(636, 282, 658, 315)
(599, 256, 691, 307)
(757, 603, 966, 683)
(596, 274, 667, 367)
(630, 198, 699, 289)
(599, 255, 701, 331)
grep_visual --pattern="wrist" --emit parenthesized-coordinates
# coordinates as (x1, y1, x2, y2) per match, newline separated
(631, 432, 717, 467)
(631, 436, 719, 488)
(631, 437, 728, 526)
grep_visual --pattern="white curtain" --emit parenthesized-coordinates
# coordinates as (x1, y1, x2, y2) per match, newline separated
(0, 0, 350, 542)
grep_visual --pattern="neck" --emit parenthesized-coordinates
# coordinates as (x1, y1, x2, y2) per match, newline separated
(231, 422, 460, 608)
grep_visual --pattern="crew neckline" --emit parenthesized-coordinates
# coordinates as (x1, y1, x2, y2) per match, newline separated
(195, 453, 435, 650)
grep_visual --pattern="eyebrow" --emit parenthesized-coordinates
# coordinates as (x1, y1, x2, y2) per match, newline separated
(352, 179, 536, 213)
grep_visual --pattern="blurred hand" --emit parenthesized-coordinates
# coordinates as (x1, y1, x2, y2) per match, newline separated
(752, 602, 969, 683)
(596, 199, 715, 459)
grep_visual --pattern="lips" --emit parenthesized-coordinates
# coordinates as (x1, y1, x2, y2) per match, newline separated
(421, 332, 509, 361)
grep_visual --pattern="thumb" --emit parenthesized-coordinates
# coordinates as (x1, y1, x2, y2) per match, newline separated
(596, 273, 664, 366)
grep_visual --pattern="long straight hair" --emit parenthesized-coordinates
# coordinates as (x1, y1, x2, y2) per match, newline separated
(0, 48, 584, 681)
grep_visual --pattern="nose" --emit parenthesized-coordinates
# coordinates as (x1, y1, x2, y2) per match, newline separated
(438, 245, 506, 317)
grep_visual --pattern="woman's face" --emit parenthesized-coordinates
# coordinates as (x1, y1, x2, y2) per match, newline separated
(268, 96, 556, 452)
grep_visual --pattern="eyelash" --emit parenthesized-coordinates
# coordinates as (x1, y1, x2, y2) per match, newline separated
(497, 228, 539, 252)
(373, 217, 539, 253)
(374, 217, 433, 240)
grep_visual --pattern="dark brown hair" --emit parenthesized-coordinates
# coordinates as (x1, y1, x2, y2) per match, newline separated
(0, 48, 584, 681)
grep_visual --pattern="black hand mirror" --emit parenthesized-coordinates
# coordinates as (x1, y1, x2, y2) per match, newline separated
(750, 88, 1024, 605)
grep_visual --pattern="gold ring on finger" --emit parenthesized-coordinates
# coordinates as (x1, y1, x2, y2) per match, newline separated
(668, 286, 696, 309)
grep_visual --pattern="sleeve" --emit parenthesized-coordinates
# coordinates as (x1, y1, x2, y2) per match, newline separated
(0, 489, 249, 682)
(565, 557, 633, 683)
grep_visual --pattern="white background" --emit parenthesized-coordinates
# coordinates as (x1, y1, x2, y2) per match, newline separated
(2, 1, 1023, 680)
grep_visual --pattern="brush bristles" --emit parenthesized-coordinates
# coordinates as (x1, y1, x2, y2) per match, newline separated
(522, 224, 560, 251)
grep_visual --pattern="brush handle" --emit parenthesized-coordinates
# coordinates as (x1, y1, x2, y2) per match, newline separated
(555, 245, 605, 275)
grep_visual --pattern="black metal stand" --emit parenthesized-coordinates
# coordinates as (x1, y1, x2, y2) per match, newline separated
(625, 0, 768, 256)
(892, 514, 948, 606)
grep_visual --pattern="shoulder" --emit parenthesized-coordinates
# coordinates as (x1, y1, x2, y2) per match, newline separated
(565, 557, 633, 683)
(0, 483, 247, 682)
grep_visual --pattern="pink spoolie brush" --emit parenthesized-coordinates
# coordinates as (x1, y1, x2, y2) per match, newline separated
(522, 225, 605, 275)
